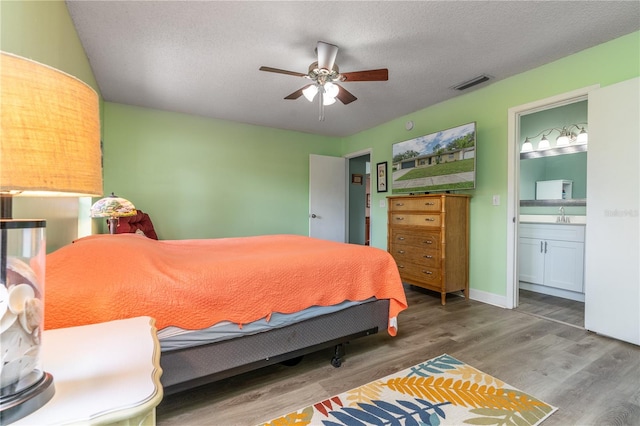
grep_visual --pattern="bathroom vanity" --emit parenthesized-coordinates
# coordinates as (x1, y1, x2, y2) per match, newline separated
(518, 220, 585, 302)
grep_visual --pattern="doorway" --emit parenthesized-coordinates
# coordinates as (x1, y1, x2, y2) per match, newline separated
(347, 150, 371, 246)
(506, 86, 597, 326)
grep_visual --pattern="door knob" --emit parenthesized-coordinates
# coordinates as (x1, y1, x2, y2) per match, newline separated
(310, 214, 317, 218)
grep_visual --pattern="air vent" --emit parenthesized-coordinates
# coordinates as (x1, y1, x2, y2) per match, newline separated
(452, 75, 491, 91)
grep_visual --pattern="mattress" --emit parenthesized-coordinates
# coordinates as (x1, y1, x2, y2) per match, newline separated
(158, 299, 368, 351)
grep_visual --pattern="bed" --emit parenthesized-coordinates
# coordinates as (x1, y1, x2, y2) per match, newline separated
(44, 233, 407, 395)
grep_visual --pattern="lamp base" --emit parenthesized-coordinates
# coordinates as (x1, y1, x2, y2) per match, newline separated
(0, 372, 55, 424)
(107, 217, 118, 234)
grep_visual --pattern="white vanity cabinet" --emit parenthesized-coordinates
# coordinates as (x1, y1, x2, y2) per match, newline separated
(519, 223, 585, 296)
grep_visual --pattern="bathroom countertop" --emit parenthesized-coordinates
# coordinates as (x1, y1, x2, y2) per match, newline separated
(519, 215, 586, 225)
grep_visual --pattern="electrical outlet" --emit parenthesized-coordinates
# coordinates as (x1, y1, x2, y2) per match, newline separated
(379, 199, 386, 208)
(492, 195, 500, 206)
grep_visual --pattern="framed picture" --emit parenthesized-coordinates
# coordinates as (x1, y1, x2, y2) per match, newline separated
(391, 121, 476, 193)
(377, 162, 388, 192)
(351, 173, 363, 185)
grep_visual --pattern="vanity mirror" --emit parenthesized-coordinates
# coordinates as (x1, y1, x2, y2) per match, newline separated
(519, 101, 587, 209)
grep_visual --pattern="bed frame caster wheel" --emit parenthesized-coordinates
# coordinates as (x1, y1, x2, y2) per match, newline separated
(331, 343, 345, 368)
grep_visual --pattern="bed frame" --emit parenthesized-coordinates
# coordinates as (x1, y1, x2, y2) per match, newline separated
(160, 299, 390, 395)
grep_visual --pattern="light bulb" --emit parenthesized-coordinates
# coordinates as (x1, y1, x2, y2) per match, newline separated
(323, 95, 336, 106)
(521, 138, 533, 153)
(556, 132, 570, 147)
(576, 127, 588, 144)
(302, 85, 318, 102)
(537, 136, 550, 150)
(324, 82, 339, 99)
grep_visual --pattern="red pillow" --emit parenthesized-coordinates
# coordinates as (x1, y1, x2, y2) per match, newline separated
(114, 209, 158, 239)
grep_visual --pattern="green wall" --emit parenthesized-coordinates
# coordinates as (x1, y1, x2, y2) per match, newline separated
(103, 104, 341, 239)
(0, 0, 98, 93)
(344, 31, 639, 298)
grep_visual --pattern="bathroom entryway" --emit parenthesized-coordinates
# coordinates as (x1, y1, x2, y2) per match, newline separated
(517, 289, 584, 328)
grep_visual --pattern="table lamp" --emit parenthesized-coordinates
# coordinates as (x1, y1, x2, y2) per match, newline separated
(0, 51, 102, 423)
(90, 193, 137, 234)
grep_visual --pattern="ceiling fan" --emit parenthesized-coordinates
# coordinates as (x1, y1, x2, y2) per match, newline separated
(259, 41, 388, 120)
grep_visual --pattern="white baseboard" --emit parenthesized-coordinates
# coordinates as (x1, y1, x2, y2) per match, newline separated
(469, 288, 509, 309)
(519, 282, 585, 302)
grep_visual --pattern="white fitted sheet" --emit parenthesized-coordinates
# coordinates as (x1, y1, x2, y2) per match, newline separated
(158, 299, 369, 351)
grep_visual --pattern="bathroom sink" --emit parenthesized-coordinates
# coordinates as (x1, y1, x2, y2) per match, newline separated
(519, 214, 587, 225)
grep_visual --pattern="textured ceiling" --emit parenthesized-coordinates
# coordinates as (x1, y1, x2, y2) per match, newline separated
(66, 1, 640, 137)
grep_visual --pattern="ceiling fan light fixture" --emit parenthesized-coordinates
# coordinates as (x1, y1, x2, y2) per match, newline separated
(259, 41, 388, 119)
(324, 82, 339, 99)
(323, 95, 336, 106)
(302, 84, 318, 102)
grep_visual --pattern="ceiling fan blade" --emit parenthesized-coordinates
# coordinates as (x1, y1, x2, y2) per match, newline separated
(316, 41, 339, 71)
(340, 68, 389, 82)
(335, 84, 357, 105)
(284, 84, 312, 100)
(259, 66, 307, 78)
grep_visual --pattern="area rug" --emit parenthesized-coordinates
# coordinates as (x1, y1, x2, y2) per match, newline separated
(261, 354, 557, 426)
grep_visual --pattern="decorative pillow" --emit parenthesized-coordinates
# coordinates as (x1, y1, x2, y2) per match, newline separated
(114, 209, 158, 239)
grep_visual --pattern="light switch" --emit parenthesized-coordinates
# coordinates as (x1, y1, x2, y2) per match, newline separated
(379, 199, 386, 208)
(492, 195, 500, 206)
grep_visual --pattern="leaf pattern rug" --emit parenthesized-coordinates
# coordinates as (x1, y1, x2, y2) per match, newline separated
(260, 354, 557, 426)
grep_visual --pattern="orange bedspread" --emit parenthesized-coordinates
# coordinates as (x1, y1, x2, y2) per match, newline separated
(45, 234, 407, 335)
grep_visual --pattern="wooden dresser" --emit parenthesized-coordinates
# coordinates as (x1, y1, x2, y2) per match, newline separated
(387, 194, 470, 304)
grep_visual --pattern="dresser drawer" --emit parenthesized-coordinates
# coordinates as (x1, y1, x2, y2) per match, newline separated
(394, 260, 441, 285)
(390, 244, 439, 268)
(389, 230, 440, 249)
(388, 197, 441, 212)
(389, 213, 441, 227)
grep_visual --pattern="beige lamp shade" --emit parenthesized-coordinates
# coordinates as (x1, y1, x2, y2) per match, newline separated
(0, 51, 103, 197)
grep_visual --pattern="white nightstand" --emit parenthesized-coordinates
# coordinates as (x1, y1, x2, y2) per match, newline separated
(14, 316, 163, 425)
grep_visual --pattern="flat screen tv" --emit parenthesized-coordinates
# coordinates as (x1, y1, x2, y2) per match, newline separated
(391, 122, 476, 194)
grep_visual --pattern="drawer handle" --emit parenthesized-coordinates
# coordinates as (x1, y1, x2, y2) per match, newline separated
(424, 218, 435, 222)
(425, 202, 435, 206)
(397, 237, 405, 241)
(422, 270, 433, 275)
(397, 265, 405, 269)
(424, 255, 433, 259)
(424, 240, 433, 244)
(397, 250, 405, 254)
(395, 202, 404, 206)
(395, 216, 405, 221)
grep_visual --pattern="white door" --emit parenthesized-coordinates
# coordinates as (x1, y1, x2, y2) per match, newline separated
(309, 154, 347, 242)
(585, 77, 639, 345)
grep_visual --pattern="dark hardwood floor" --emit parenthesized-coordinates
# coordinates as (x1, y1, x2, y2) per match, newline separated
(157, 286, 640, 426)
(517, 288, 585, 328)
